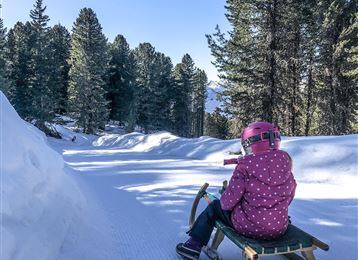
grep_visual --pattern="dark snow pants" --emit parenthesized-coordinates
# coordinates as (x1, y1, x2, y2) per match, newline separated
(189, 199, 233, 245)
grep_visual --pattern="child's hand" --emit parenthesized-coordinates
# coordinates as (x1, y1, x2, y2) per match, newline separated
(219, 180, 228, 195)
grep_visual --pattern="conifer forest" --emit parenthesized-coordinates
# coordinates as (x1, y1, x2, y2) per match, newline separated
(0, 0, 357, 138)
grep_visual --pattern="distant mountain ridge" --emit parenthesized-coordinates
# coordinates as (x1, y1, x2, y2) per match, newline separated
(205, 80, 224, 113)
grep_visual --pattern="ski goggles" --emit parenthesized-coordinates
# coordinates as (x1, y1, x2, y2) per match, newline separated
(242, 129, 281, 149)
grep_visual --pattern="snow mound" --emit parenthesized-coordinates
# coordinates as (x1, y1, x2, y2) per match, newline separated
(54, 124, 97, 145)
(94, 131, 178, 150)
(0, 91, 84, 260)
(281, 135, 358, 199)
(152, 136, 241, 161)
(94, 131, 241, 161)
(92, 131, 357, 198)
(94, 132, 146, 148)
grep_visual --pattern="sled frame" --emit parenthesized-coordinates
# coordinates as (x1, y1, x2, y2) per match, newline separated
(189, 182, 329, 260)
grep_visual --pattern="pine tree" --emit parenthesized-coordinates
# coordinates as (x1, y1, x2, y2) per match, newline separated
(277, 0, 306, 136)
(300, 0, 321, 136)
(257, 0, 283, 125)
(133, 43, 173, 132)
(107, 35, 136, 128)
(208, 0, 357, 136)
(155, 52, 174, 131)
(341, 12, 358, 132)
(337, 9, 358, 133)
(47, 24, 71, 114)
(68, 8, 109, 134)
(133, 42, 158, 132)
(204, 108, 229, 139)
(172, 54, 196, 137)
(207, 0, 284, 135)
(0, 18, 11, 95)
(191, 69, 207, 137)
(318, 0, 357, 134)
(5, 22, 34, 118)
(29, 0, 53, 129)
(342, 12, 358, 82)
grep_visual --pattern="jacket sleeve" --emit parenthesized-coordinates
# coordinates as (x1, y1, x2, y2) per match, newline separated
(220, 163, 247, 211)
(288, 176, 297, 205)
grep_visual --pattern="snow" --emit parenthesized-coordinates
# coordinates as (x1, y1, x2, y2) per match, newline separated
(53, 123, 97, 145)
(1, 90, 357, 260)
(54, 130, 357, 260)
(0, 92, 84, 260)
(205, 81, 224, 113)
(94, 131, 241, 162)
(281, 135, 357, 199)
(207, 80, 223, 91)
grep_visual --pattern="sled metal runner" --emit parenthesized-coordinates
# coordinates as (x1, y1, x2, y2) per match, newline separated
(189, 183, 329, 260)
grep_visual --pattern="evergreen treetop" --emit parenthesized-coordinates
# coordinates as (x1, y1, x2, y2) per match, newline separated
(68, 7, 109, 134)
(30, 0, 49, 30)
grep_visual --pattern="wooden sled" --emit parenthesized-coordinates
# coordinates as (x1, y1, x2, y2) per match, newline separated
(189, 183, 329, 260)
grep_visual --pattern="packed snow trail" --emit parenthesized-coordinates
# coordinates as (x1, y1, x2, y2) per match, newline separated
(54, 144, 238, 260)
(51, 137, 357, 260)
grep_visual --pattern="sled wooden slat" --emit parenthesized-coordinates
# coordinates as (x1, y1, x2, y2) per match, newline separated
(214, 219, 329, 260)
(312, 237, 330, 251)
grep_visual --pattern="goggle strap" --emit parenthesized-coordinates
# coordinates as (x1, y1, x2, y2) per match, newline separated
(269, 129, 275, 147)
(242, 130, 281, 148)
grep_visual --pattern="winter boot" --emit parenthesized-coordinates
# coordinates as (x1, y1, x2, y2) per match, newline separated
(176, 237, 203, 260)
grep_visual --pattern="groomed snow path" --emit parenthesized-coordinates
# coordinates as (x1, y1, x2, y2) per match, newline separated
(52, 140, 357, 260)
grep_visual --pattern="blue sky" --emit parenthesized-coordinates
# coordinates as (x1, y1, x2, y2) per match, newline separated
(2, 0, 231, 81)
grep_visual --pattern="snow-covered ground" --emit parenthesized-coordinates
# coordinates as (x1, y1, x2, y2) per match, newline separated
(0, 92, 84, 260)
(52, 131, 357, 260)
(1, 90, 357, 260)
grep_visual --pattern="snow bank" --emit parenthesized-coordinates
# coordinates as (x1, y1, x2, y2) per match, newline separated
(94, 132, 178, 150)
(0, 91, 83, 260)
(152, 136, 241, 161)
(94, 131, 242, 161)
(281, 135, 358, 199)
(93, 131, 357, 198)
(53, 124, 97, 145)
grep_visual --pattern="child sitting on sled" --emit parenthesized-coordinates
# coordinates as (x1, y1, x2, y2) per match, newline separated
(176, 121, 297, 260)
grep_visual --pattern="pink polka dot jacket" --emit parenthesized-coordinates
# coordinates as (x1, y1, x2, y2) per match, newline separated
(220, 150, 297, 240)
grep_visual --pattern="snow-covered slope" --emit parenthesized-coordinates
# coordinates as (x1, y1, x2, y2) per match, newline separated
(280, 135, 357, 199)
(93, 131, 357, 199)
(55, 131, 357, 260)
(205, 80, 224, 113)
(94, 131, 241, 162)
(0, 92, 83, 260)
(94, 131, 177, 150)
